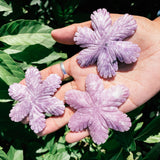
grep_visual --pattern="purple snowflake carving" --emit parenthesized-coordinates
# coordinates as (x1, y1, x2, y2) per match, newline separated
(65, 74, 131, 145)
(74, 8, 141, 78)
(9, 67, 65, 133)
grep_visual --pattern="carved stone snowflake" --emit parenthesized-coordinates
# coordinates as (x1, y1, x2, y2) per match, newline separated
(9, 67, 65, 133)
(65, 74, 131, 144)
(74, 8, 141, 78)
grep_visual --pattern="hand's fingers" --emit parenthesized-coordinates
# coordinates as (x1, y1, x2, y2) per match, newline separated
(55, 81, 77, 101)
(51, 21, 91, 45)
(37, 81, 77, 136)
(65, 130, 90, 143)
(38, 107, 74, 136)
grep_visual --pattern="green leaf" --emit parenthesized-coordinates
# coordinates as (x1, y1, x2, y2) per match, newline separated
(0, 20, 55, 48)
(0, 51, 24, 85)
(30, 0, 41, 5)
(127, 152, 134, 160)
(0, 51, 24, 79)
(143, 143, 160, 160)
(135, 115, 160, 141)
(144, 132, 160, 143)
(32, 51, 67, 64)
(4, 44, 67, 65)
(0, 90, 11, 102)
(109, 148, 124, 160)
(0, 65, 20, 85)
(53, 151, 70, 160)
(7, 145, 23, 160)
(0, 148, 8, 160)
(0, 0, 12, 12)
(114, 130, 136, 152)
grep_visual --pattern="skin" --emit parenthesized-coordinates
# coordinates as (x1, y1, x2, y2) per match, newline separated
(23, 14, 160, 143)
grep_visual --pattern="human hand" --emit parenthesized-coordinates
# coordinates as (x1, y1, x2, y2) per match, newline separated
(31, 14, 160, 143)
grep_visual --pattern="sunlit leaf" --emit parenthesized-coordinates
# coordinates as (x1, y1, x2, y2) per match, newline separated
(7, 145, 23, 160)
(0, 20, 55, 48)
(0, 148, 8, 160)
(0, 0, 12, 12)
(30, 0, 41, 5)
(144, 132, 160, 143)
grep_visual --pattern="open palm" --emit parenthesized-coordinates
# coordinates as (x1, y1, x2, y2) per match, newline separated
(37, 14, 160, 143)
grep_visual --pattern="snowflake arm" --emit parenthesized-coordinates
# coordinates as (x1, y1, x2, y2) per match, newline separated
(109, 41, 140, 64)
(97, 48, 118, 78)
(100, 85, 129, 108)
(9, 101, 31, 122)
(65, 90, 92, 110)
(29, 107, 46, 133)
(25, 67, 42, 93)
(89, 117, 109, 145)
(91, 8, 112, 36)
(41, 74, 61, 96)
(8, 83, 26, 101)
(37, 97, 65, 116)
(110, 14, 137, 41)
(101, 109, 131, 132)
(77, 46, 99, 67)
(74, 27, 97, 48)
(85, 74, 105, 103)
(68, 111, 90, 132)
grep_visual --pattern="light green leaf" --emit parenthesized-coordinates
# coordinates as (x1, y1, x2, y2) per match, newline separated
(0, 20, 55, 48)
(30, 0, 41, 5)
(144, 132, 160, 143)
(0, 0, 12, 12)
(0, 65, 20, 85)
(3, 45, 29, 55)
(0, 147, 8, 160)
(127, 152, 134, 160)
(7, 145, 23, 160)
(51, 151, 70, 160)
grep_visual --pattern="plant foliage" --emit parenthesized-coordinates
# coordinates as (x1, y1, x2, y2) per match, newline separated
(0, 0, 160, 159)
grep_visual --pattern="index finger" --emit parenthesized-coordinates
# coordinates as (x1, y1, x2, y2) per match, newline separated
(51, 21, 91, 45)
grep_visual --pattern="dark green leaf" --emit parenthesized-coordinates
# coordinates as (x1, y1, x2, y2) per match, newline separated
(109, 148, 124, 160)
(143, 143, 160, 160)
(32, 51, 67, 64)
(135, 115, 160, 141)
